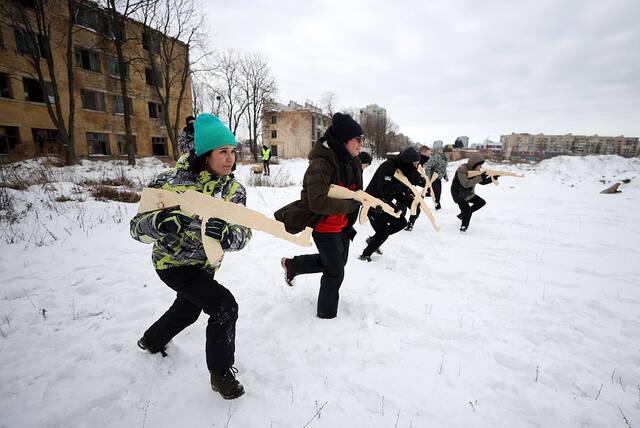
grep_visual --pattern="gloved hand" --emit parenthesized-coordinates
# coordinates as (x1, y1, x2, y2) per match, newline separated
(154, 209, 192, 235)
(369, 204, 384, 214)
(204, 217, 232, 249)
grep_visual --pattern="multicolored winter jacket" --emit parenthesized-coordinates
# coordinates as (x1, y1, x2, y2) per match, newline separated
(130, 153, 251, 273)
(425, 152, 448, 181)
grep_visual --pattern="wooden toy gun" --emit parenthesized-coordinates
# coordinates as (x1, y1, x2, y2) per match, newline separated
(138, 188, 313, 264)
(468, 169, 525, 186)
(393, 170, 439, 231)
(417, 164, 439, 205)
(327, 185, 401, 225)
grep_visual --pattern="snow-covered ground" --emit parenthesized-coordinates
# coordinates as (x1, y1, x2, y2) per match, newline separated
(1, 155, 639, 427)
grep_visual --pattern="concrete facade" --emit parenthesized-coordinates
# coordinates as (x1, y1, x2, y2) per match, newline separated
(262, 101, 330, 159)
(500, 133, 640, 161)
(0, 0, 192, 160)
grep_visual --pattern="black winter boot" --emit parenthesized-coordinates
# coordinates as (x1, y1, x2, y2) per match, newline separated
(211, 367, 245, 399)
(281, 257, 295, 286)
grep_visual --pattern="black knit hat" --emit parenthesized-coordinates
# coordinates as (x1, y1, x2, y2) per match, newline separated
(399, 147, 420, 163)
(185, 115, 195, 125)
(331, 113, 363, 144)
(358, 151, 372, 165)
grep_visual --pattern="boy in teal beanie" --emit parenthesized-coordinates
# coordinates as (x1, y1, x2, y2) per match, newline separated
(194, 114, 237, 156)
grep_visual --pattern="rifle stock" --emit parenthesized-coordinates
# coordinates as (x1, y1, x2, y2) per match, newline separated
(327, 185, 400, 224)
(393, 170, 439, 231)
(138, 188, 313, 264)
(417, 165, 438, 203)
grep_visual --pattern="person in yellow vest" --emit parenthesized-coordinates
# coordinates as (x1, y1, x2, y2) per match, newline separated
(261, 145, 272, 175)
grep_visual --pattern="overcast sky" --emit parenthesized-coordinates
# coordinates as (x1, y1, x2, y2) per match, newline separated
(203, 0, 639, 145)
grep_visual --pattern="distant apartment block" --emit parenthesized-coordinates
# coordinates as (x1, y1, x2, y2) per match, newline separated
(0, 0, 192, 159)
(500, 133, 639, 161)
(262, 101, 330, 159)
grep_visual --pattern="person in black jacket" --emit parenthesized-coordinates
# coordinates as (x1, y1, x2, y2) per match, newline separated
(450, 153, 494, 232)
(359, 147, 425, 261)
(405, 146, 431, 231)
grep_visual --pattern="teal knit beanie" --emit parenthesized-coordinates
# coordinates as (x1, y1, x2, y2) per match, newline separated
(194, 114, 237, 156)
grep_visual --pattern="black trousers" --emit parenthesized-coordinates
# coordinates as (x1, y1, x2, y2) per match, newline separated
(262, 160, 270, 175)
(289, 231, 350, 319)
(408, 178, 443, 225)
(143, 266, 238, 374)
(362, 210, 407, 257)
(457, 195, 486, 228)
(432, 178, 442, 205)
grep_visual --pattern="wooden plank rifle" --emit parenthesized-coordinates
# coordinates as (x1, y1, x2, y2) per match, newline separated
(327, 185, 401, 225)
(393, 170, 439, 231)
(468, 169, 525, 186)
(138, 188, 313, 264)
(417, 164, 438, 205)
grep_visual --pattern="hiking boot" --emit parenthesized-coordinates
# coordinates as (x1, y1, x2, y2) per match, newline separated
(358, 254, 372, 262)
(210, 367, 245, 399)
(460, 226, 468, 233)
(137, 337, 167, 357)
(365, 237, 382, 255)
(281, 257, 295, 286)
(435, 203, 441, 210)
(404, 223, 414, 231)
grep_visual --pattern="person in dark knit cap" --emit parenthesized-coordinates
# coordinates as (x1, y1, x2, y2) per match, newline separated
(405, 145, 431, 231)
(358, 151, 372, 169)
(276, 113, 364, 319)
(178, 115, 196, 153)
(359, 146, 425, 260)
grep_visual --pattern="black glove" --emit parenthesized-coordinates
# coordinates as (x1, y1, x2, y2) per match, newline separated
(481, 172, 488, 179)
(154, 209, 192, 235)
(369, 204, 384, 214)
(204, 218, 232, 249)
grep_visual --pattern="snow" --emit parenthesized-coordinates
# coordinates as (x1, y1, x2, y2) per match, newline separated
(1, 155, 639, 427)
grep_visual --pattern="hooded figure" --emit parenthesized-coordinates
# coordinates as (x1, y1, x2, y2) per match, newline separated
(358, 146, 425, 259)
(276, 112, 363, 319)
(178, 115, 196, 154)
(450, 153, 494, 232)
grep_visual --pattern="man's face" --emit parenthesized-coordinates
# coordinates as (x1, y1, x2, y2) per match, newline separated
(345, 136, 363, 157)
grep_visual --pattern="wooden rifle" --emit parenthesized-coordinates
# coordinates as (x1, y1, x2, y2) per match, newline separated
(393, 170, 439, 231)
(327, 185, 401, 224)
(138, 188, 312, 264)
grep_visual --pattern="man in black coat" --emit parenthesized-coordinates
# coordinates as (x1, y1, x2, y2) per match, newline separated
(359, 147, 425, 261)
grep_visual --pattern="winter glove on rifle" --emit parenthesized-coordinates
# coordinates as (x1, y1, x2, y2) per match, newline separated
(154, 209, 192, 235)
(205, 218, 232, 250)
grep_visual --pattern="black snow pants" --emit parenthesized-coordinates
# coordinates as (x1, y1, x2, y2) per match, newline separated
(288, 231, 350, 319)
(457, 195, 486, 228)
(362, 210, 408, 257)
(143, 266, 238, 374)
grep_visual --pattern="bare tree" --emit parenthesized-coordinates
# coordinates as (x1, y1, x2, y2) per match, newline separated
(240, 52, 277, 161)
(102, 0, 154, 165)
(210, 49, 249, 137)
(319, 91, 336, 117)
(190, 73, 207, 116)
(2, 0, 77, 164)
(142, 0, 207, 159)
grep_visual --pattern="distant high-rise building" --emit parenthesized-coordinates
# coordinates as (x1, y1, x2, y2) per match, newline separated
(500, 133, 639, 160)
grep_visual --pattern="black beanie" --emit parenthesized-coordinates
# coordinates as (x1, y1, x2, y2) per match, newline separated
(399, 147, 420, 163)
(331, 113, 363, 144)
(185, 115, 195, 125)
(358, 151, 372, 165)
